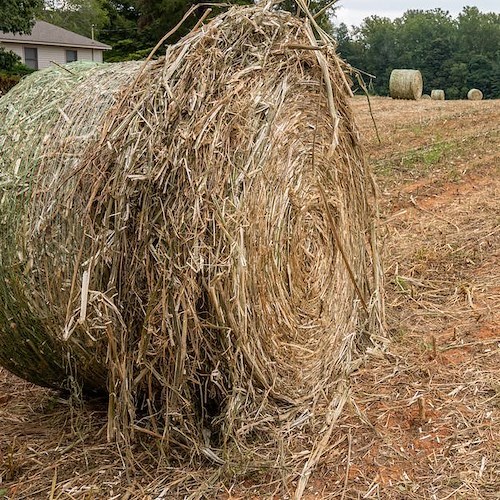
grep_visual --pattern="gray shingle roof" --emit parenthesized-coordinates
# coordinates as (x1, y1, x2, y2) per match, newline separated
(0, 20, 111, 50)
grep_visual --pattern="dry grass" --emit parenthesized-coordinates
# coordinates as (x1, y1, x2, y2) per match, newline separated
(331, 96, 500, 499)
(431, 89, 445, 101)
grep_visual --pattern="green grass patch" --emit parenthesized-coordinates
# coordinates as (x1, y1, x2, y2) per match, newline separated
(374, 140, 457, 179)
(402, 141, 453, 167)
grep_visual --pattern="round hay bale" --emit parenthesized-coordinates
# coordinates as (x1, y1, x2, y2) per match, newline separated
(421, 94, 431, 100)
(467, 88, 483, 100)
(431, 89, 445, 100)
(0, 5, 384, 480)
(389, 69, 423, 100)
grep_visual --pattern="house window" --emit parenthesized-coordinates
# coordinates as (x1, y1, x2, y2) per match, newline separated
(66, 50, 78, 63)
(24, 47, 38, 69)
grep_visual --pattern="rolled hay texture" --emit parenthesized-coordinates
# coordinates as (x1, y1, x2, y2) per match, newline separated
(389, 69, 423, 100)
(431, 89, 445, 100)
(0, 5, 383, 480)
(468, 88, 483, 100)
(421, 94, 431, 100)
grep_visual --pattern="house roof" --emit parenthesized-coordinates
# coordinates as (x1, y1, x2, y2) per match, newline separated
(0, 20, 111, 50)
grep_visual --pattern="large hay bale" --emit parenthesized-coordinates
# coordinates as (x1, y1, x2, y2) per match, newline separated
(0, 5, 383, 486)
(467, 88, 483, 100)
(389, 69, 423, 100)
(421, 94, 431, 100)
(431, 89, 445, 100)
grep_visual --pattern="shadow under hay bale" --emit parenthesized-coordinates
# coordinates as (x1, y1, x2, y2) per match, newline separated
(0, 4, 384, 491)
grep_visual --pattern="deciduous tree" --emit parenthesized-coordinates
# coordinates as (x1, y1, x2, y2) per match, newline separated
(41, 0, 109, 39)
(331, 6, 499, 99)
(0, 0, 43, 74)
(0, 0, 44, 34)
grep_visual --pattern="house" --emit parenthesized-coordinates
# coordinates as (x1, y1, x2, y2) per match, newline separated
(0, 20, 111, 70)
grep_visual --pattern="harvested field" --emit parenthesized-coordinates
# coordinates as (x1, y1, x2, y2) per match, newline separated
(1, 97, 499, 498)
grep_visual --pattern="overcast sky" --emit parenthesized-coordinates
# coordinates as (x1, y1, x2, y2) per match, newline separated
(333, 0, 500, 27)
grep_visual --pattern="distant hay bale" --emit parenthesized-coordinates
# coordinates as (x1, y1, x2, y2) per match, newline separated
(467, 88, 483, 100)
(431, 89, 445, 100)
(0, 5, 383, 485)
(389, 69, 423, 100)
(421, 94, 431, 100)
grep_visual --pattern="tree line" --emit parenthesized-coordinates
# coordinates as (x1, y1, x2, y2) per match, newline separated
(1, 1, 499, 99)
(334, 7, 500, 99)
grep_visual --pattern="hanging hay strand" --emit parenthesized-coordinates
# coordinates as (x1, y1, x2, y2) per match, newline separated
(389, 69, 423, 100)
(431, 89, 445, 100)
(467, 88, 483, 100)
(0, 4, 384, 488)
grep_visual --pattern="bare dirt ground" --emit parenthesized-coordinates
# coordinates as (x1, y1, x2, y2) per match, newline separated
(1, 97, 499, 499)
(310, 96, 500, 499)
